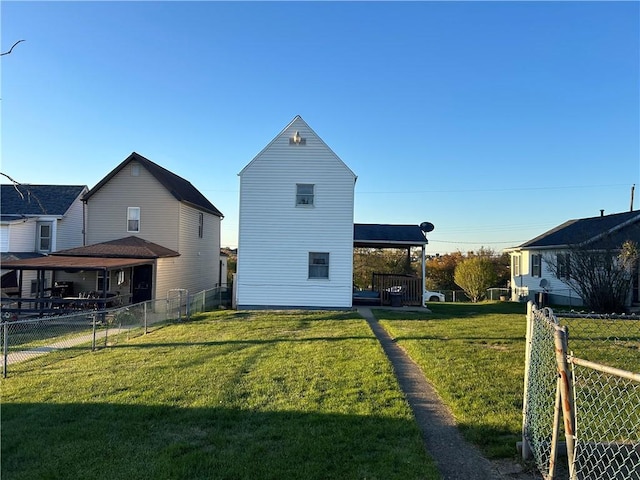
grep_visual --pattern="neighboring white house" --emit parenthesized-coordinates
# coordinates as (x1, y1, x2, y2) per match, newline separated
(506, 210, 640, 308)
(236, 115, 358, 309)
(1, 184, 88, 297)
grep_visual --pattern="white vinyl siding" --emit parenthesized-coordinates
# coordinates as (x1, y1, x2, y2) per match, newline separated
(55, 189, 87, 251)
(237, 117, 356, 308)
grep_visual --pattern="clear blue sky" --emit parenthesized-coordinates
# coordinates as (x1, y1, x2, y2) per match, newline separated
(2, 1, 638, 255)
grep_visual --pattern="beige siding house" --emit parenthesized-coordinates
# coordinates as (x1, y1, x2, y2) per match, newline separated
(82, 152, 224, 302)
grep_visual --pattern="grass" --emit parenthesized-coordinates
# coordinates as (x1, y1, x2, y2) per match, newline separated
(1, 310, 438, 480)
(375, 301, 529, 458)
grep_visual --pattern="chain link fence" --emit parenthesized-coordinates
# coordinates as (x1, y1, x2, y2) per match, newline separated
(1, 286, 230, 378)
(522, 302, 640, 480)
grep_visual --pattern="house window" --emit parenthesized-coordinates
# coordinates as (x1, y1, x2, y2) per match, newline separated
(531, 254, 542, 277)
(131, 164, 140, 176)
(36, 222, 52, 252)
(557, 253, 571, 279)
(30, 278, 48, 295)
(127, 207, 140, 233)
(296, 184, 314, 206)
(198, 212, 204, 238)
(309, 252, 329, 279)
(513, 255, 520, 277)
(97, 271, 111, 292)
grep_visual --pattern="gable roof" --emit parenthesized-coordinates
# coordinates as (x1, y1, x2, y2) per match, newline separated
(1, 184, 87, 217)
(354, 224, 428, 248)
(239, 115, 357, 180)
(514, 210, 640, 250)
(51, 236, 179, 259)
(83, 152, 223, 218)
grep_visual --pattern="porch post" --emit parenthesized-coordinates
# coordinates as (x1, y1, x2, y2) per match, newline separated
(421, 244, 426, 306)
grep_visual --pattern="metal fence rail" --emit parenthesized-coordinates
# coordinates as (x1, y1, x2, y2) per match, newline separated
(522, 302, 640, 480)
(1, 286, 229, 378)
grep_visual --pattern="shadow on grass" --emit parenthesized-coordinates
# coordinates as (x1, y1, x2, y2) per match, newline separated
(377, 302, 527, 321)
(2, 402, 439, 480)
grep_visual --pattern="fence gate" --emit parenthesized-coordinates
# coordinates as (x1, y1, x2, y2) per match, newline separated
(166, 289, 189, 321)
(521, 302, 640, 480)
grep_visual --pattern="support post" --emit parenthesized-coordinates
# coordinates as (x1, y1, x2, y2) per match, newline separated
(92, 315, 97, 351)
(421, 245, 426, 306)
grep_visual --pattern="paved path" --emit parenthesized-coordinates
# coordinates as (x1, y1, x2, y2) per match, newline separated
(357, 307, 538, 480)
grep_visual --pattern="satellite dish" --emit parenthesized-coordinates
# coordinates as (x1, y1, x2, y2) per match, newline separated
(420, 222, 435, 233)
(539, 279, 548, 289)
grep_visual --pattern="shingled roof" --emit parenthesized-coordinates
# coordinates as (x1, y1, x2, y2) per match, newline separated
(1, 184, 87, 217)
(516, 210, 640, 250)
(51, 236, 179, 259)
(83, 152, 223, 218)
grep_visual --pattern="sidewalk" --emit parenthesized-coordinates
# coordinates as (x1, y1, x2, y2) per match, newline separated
(357, 306, 538, 480)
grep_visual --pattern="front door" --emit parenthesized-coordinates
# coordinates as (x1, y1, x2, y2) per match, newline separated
(132, 264, 153, 304)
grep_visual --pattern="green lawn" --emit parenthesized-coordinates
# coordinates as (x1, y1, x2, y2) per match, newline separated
(1, 310, 438, 480)
(376, 301, 529, 458)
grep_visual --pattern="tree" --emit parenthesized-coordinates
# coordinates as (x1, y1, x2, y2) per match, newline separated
(425, 252, 463, 290)
(454, 256, 498, 302)
(544, 240, 638, 313)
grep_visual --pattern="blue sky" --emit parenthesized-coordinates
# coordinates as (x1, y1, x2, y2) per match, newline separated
(2, 1, 638, 254)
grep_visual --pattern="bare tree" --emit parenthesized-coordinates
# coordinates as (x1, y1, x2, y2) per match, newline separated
(544, 240, 638, 313)
(1, 40, 25, 56)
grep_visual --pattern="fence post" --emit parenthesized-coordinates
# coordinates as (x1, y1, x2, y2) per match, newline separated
(3, 321, 8, 378)
(520, 301, 534, 460)
(554, 326, 577, 480)
(92, 315, 97, 351)
(143, 302, 148, 334)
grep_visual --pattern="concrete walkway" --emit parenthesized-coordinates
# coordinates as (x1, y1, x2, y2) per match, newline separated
(357, 306, 535, 480)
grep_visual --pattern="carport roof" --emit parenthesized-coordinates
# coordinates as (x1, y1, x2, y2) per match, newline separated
(354, 224, 428, 248)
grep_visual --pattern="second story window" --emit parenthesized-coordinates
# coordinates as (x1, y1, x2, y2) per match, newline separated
(198, 212, 204, 238)
(36, 222, 52, 252)
(127, 207, 140, 233)
(296, 184, 314, 206)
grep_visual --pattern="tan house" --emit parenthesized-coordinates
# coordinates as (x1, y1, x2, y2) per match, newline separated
(2, 152, 223, 315)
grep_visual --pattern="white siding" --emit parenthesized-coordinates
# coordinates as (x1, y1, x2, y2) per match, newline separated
(2, 220, 36, 252)
(1, 225, 9, 252)
(237, 117, 356, 308)
(510, 249, 582, 306)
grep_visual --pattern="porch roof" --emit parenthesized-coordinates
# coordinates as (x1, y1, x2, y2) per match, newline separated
(0, 255, 152, 271)
(354, 224, 428, 249)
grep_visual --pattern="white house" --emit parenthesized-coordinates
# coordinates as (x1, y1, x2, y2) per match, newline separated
(1, 184, 88, 297)
(506, 210, 640, 308)
(236, 116, 358, 309)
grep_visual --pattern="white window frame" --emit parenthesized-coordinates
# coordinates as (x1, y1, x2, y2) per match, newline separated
(36, 221, 52, 252)
(127, 207, 140, 233)
(296, 184, 314, 207)
(308, 252, 329, 279)
(513, 255, 520, 277)
(531, 254, 542, 277)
